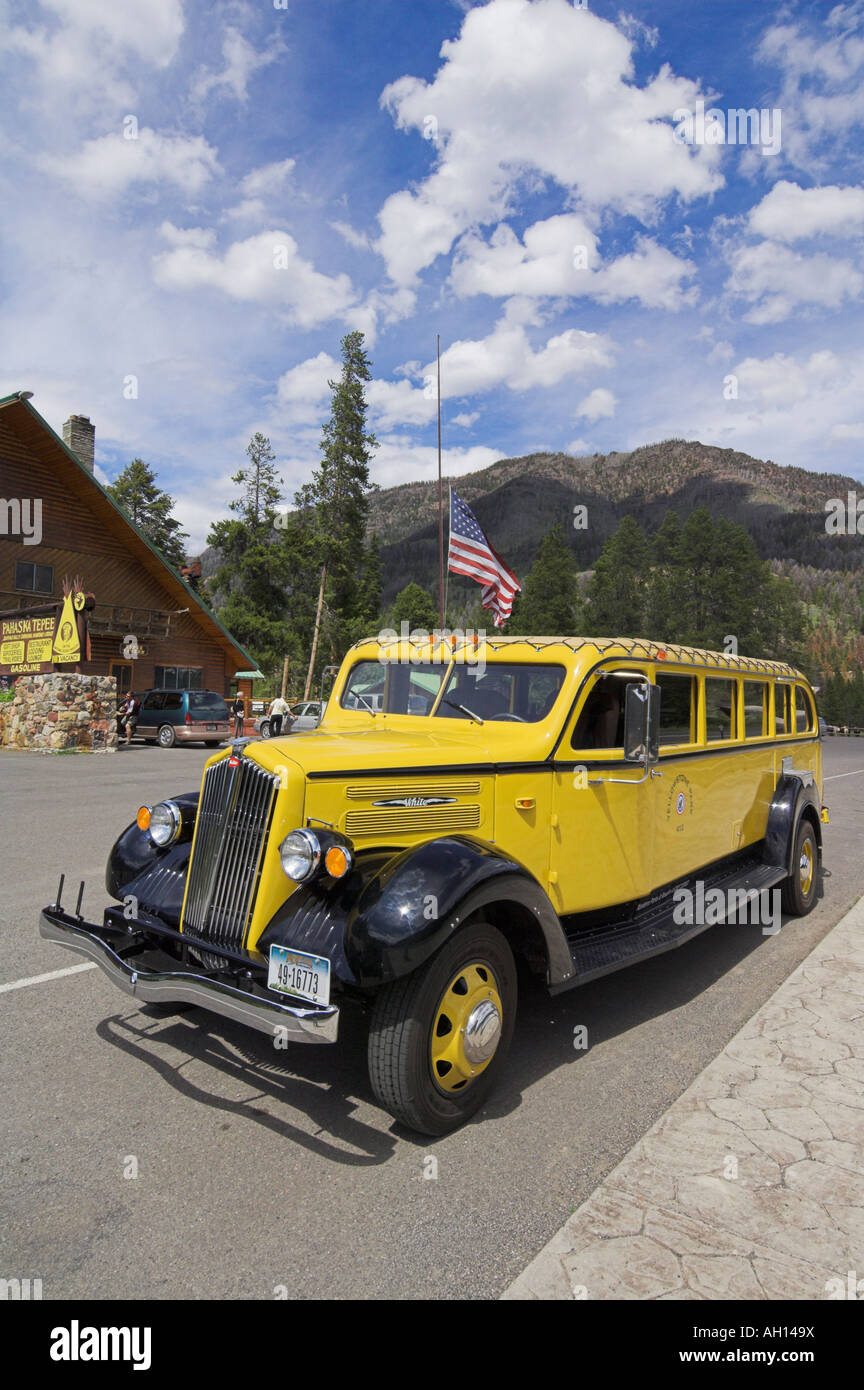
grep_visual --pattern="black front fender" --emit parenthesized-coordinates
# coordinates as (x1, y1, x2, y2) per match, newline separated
(105, 791, 199, 926)
(257, 836, 573, 990)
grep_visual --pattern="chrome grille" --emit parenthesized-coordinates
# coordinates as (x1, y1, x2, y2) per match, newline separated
(182, 755, 279, 949)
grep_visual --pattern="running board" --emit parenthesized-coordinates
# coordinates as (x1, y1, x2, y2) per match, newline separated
(555, 856, 787, 990)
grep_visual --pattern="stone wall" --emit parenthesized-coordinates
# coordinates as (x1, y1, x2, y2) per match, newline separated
(0, 674, 117, 751)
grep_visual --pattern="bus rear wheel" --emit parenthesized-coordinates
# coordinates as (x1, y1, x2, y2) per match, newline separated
(781, 818, 819, 916)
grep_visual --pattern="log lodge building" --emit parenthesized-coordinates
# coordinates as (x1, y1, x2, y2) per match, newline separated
(0, 391, 256, 698)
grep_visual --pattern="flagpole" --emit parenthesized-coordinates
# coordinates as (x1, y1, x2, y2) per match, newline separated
(437, 333, 444, 630)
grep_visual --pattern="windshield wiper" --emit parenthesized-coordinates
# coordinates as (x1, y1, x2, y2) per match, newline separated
(443, 699, 483, 725)
(353, 694, 377, 716)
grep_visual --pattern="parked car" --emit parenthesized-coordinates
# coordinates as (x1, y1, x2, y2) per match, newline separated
(288, 699, 326, 731)
(135, 689, 231, 748)
(40, 634, 826, 1136)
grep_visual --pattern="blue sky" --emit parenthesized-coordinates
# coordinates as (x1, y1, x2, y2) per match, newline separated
(2, 0, 864, 552)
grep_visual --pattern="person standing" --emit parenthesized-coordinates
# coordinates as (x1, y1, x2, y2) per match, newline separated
(268, 693, 289, 736)
(123, 691, 140, 747)
(231, 692, 246, 738)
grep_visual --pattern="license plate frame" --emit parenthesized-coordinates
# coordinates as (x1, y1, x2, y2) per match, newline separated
(267, 945, 331, 1006)
(205, 723, 217, 730)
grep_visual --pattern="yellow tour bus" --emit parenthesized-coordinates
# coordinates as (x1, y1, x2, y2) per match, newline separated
(41, 634, 827, 1135)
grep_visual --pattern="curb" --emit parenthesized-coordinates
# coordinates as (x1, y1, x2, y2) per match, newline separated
(502, 895, 864, 1300)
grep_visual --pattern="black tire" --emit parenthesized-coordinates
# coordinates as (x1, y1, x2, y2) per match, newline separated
(260, 720, 272, 740)
(780, 816, 819, 916)
(367, 919, 516, 1135)
(157, 724, 176, 749)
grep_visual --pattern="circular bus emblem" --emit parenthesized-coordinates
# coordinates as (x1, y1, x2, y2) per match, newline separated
(676, 792, 686, 815)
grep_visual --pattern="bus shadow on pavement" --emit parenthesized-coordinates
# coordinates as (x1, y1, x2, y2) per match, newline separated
(94, 885, 827, 1151)
(95, 1004, 395, 1166)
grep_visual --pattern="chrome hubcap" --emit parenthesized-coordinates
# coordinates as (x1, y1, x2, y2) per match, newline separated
(462, 999, 502, 1065)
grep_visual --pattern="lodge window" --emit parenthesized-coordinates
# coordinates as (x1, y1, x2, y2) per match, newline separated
(14, 561, 53, 594)
(655, 673, 697, 746)
(795, 684, 815, 734)
(742, 681, 769, 738)
(705, 678, 736, 741)
(154, 666, 202, 690)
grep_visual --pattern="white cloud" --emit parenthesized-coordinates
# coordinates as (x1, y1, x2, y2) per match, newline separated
(191, 26, 277, 105)
(152, 230, 356, 328)
(565, 438, 590, 454)
(756, 16, 864, 170)
(434, 316, 615, 397)
(575, 388, 617, 422)
(330, 220, 372, 251)
(591, 237, 697, 310)
(748, 180, 864, 241)
(376, 0, 721, 284)
(40, 128, 221, 199)
(726, 240, 864, 323)
(451, 411, 479, 427)
(450, 214, 599, 298)
(159, 221, 217, 250)
(240, 158, 296, 198)
(0, 0, 184, 115)
(371, 436, 502, 489)
(450, 217, 695, 311)
(275, 352, 340, 424)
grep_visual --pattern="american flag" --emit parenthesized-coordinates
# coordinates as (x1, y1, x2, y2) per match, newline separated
(447, 487, 521, 627)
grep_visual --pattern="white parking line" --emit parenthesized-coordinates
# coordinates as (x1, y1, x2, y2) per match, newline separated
(825, 768, 864, 780)
(0, 962, 96, 994)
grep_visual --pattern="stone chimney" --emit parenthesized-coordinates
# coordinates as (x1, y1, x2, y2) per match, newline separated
(62, 414, 95, 472)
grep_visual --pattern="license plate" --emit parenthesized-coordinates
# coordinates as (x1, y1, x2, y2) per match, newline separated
(206, 723, 217, 730)
(268, 945, 330, 1006)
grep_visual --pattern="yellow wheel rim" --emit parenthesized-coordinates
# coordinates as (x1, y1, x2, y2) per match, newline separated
(430, 961, 503, 1093)
(799, 839, 814, 894)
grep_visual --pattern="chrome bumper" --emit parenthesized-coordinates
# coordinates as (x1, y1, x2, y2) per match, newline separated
(39, 907, 339, 1043)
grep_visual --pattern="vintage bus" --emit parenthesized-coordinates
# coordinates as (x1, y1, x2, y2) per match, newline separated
(40, 635, 826, 1134)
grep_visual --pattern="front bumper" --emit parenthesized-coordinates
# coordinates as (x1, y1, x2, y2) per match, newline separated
(39, 906, 339, 1043)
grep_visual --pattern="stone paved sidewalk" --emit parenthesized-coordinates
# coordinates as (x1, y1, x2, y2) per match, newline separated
(502, 896, 864, 1300)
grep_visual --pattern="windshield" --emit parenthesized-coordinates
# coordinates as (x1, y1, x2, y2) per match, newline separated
(434, 663, 565, 723)
(340, 659, 565, 722)
(340, 660, 448, 715)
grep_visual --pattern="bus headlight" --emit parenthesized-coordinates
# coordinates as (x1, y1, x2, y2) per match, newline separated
(279, 829, 321, 882)
(148, 800, 182, 847)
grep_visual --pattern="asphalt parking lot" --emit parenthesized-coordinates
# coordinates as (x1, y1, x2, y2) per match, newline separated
(2, 739, 863, 1300)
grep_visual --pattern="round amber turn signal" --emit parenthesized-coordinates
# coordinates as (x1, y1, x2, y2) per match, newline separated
(324, 845, 351, 879)
(137, 805, 152, 831)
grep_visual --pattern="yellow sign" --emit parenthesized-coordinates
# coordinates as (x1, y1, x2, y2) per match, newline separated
(52, 593, 81, 663)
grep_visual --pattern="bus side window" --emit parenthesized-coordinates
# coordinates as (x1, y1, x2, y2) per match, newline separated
(795, 684, 815, 734)
(705, 678, 736, 742)
(775, 683, 793, 734)
(655, 672, 696, 746)
(743, 680, 768, 738)
(571, 674, 631, 749)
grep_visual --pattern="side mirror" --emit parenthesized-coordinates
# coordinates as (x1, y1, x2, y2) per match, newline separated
(623, 682, 660, 764)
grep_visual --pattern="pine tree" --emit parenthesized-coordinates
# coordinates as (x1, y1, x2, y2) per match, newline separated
(208, 433, 291, 678)
(584, 515, 649, 635)
(106, 458, 188, 570)
(509, 523, 578, 634)
(387, 583, 439, 632)
(305, 331, 378, 656)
